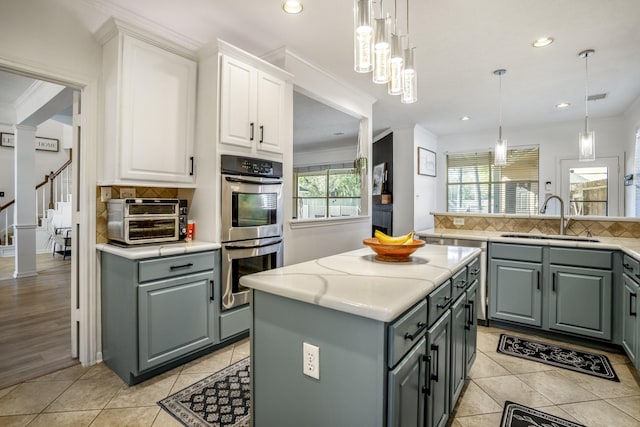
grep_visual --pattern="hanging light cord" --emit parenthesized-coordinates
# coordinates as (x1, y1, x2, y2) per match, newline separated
(498, 73, 503, 140)
(406, 0, 410, 36)
(584, 54, 589, 133)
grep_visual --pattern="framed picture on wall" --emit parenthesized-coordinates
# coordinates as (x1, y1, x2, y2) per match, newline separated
(0, 132, 59, 152)
(418, 147, 436, 177)
(372, 162, 386, 195)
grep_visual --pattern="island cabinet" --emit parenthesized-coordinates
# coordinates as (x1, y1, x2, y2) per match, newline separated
(219, 49, 289, 156)
(488, 243, 618, 343)
(248, 249, 480, 427)
(101, 250, 219, 385)
(622, 254, 640, 368)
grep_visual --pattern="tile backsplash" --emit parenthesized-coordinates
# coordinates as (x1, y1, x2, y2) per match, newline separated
(96, 186, 179, 243)
(434, 213, 640, 239)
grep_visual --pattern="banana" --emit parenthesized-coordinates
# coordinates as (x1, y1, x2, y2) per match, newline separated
(375, 230, 415, 245)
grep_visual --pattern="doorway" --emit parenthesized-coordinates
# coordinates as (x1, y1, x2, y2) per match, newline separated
(560, 156, 621, 216)
(0, 69, 80, 388)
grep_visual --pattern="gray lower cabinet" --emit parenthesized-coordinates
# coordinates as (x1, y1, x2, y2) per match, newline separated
(388, 337, 426, 427)
(138, 271, 215, 371)
(622, 274, 639, 366)
(101, 250, 219, 384)
(465, 280, 478, 373)
(548, 265, 612, 340)
(489, 258, 542, 327)
(426, 311, 451, 427)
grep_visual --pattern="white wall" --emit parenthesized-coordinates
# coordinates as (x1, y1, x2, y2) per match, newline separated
(623, 95, 640, 216)
(267, 49, 375, 265)
(391, 125, 438, 234)
(0, 120, 71, 204)
(436, 116, 629, 215)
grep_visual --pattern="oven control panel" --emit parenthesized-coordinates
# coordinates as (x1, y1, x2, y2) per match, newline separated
(221, 155, 283, 178)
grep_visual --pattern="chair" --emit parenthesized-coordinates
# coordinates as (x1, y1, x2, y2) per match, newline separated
(52, 227, 72, 260)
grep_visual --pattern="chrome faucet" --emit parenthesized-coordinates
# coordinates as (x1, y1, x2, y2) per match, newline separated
(540, 194, 568, 235)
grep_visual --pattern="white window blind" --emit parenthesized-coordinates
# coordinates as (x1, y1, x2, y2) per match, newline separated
(446, 147, 539, 214)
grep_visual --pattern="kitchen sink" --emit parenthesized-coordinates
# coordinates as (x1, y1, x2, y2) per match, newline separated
(500, 233, 600, 243)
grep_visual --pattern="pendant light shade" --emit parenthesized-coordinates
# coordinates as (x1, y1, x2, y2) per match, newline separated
(354, 0, 373, 73)
(388, 33, 404, 95)
(493, 69, 507, 166)
(401, 46, 417, 103)
(578, 49, 595, 162)
(372, 16, 391, 84)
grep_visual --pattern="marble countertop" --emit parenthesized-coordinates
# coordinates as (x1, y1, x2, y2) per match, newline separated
(415, 228, 640, 260)
(96, 241, 221, 259)
(240, 245, 481, 323)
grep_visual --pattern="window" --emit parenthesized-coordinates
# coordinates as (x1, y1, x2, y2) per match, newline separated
(447, 147, 539, 214)
(560, 156, 619, 216)
(293, 163, 361, 219)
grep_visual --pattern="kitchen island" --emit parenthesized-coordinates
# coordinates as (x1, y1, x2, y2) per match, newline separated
(241, 244, 481, 427)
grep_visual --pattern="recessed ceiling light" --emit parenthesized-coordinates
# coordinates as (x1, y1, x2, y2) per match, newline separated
(282, 1, 303, 14)
(460, 116, 471, 121)
(556, 102, 571, 108)
(333, 132, 344, 136)
(532, 37, 554, 48)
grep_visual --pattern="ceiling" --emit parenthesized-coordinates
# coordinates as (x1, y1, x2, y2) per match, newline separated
(15, 0, 640, 139)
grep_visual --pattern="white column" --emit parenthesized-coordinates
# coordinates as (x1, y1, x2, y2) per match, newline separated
(13, 124, 38, 278)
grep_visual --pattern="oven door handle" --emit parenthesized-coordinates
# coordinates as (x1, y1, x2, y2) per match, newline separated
(224, 176, 283, 186)
(225, 239, 283, 250)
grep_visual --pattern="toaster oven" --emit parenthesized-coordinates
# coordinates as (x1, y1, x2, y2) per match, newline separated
(107, 198, 181, 245)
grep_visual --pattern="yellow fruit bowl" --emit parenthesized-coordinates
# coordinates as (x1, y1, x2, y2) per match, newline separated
(363, 237, 426, 262)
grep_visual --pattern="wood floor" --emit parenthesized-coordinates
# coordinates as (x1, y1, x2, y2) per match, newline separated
(0, 254, 76, 389)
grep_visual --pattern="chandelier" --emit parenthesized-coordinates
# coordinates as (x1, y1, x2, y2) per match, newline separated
(354, 0, 417, 104)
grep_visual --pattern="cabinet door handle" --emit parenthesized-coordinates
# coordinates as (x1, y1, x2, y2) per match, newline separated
(259, 125, 264, 143)
(189, 156, 194, 176)
(436, 296, 451, 308)
(537, 270, 540, 290)
(552, 272, 556, 292)
(210, 280, 215, 302)
(250, 122, 255, 141)
(624, 263, 632, 270)
(464, 303, 471, 330)
(456, 280, 467, 289)
(470, 268, 480, 275)
(170, 263, 194, 271)
(430, 344, 439, 383)
(631, 293, 637, 317)
(468, 300, 475, 327)
(404, 322, 426, 341)
(635, 273, 640, 280)
(422, 354, 431, 396)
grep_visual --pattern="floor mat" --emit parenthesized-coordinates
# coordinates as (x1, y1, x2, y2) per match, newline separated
(500, 400, 585, 427)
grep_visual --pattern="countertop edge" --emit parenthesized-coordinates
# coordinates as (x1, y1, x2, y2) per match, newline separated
(96, 241, 221, 259)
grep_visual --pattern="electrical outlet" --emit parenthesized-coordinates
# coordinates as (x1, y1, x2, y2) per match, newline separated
(303, 342, 320, 380)
(120, 187, 136, 198)
(453, 217, 464, 226)
(100, 187, 112, 202)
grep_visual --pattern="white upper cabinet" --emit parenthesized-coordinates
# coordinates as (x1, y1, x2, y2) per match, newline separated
(97, 19, 197, 187)
(219, 54, 287, 156)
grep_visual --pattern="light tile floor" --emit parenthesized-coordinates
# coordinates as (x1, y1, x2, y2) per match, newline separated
(0, 326, 638, 426)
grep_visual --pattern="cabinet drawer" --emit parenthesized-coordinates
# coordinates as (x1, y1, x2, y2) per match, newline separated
(623, 254, 640, 278)
(139, 252, 215, 283)
(467, 257, 481, 284)
(490, 243, 543, 262)
(451, 267, 468, 301)
(549, 247, 612, 269)
(428, 280, 452, 326)
(388, 299, 427, 368)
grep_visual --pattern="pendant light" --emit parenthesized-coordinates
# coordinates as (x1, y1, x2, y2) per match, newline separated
(387, 0, 404, 95)
(493, 69, 507, 166)
(578, 49, 595, 162)
(372, 4, 391, 84)
(354, 0, 373, 73)
(400, 0, 417, 103)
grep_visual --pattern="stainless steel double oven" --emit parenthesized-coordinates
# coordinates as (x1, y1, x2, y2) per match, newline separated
(220, 155, 284, 311)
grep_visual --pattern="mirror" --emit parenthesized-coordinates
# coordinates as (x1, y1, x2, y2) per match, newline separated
(292, 91, 363, 220)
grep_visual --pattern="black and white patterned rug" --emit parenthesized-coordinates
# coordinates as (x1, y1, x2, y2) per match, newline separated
(500, 401, 585, 427)
(158, 357, 250, 427)
(497, 334, 619, 382)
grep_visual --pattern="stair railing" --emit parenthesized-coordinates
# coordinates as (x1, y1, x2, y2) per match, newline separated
(0, 154, 72, 248)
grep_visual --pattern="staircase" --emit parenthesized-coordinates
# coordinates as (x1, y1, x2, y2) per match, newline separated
(0, 157, 72, 257)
